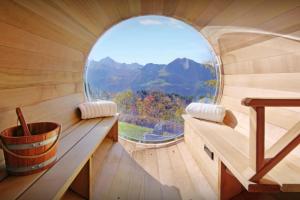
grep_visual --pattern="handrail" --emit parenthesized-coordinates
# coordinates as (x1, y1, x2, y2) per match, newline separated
(242, 98, 300, 183)
(242, 98, 300, 107)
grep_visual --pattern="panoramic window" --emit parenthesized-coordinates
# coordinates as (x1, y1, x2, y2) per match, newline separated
(85, 16, 220, 143)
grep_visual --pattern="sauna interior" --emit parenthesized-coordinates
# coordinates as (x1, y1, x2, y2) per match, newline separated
(0, 0, 300, 200)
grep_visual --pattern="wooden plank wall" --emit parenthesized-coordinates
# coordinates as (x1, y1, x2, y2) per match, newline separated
(214, 2, 300, 159)
(201, 0, 300, 170)
(0, 0, 299, 173)
(0, 1, 87, 134)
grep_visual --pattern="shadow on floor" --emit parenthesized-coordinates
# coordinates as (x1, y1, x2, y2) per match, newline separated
(91, 140, 183, 200)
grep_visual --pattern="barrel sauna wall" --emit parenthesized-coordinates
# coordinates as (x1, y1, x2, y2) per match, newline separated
(213, 2, 300, 157)
(0, 0, 299, 173)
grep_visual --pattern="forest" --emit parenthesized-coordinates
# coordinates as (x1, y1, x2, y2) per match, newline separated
(87, 88, 215, 140)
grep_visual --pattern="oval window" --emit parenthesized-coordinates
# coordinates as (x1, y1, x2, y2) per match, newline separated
(85, 16, 220, 143)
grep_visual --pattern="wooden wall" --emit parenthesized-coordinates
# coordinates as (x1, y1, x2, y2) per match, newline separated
(0, 0, 299, 166)
(215, 2, 300, 159)
(0, 0, 92, 132)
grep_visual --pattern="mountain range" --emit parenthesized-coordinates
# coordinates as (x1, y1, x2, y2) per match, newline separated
(87, 57, 216, 98)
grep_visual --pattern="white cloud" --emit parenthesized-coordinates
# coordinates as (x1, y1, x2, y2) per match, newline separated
(138, 19, 163, 25)
(137, 17, 185, 29)
(168, 18, 184, 29)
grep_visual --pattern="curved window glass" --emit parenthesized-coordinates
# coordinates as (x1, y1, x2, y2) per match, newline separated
(85, 16, 220, 143)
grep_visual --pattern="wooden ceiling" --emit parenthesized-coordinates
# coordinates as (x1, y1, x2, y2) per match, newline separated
(1, 0, 299, 56)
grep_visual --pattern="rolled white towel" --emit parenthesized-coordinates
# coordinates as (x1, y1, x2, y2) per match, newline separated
(185, 102, 226, 123)
(78, 100, 117, 119)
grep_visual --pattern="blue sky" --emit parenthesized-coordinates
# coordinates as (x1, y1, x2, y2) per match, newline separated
(88, 15, 215, 65)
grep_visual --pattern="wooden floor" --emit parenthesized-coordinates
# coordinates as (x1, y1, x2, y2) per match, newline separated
(85, 138, 216, 200)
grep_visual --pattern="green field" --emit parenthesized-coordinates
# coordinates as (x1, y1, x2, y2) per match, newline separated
(119, 121, 152, 141)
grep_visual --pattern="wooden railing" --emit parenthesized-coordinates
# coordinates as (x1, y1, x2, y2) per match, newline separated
(242, 98, 300, 183)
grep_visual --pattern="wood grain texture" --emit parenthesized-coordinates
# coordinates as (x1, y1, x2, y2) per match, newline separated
(0, 0, 298, 131)
(18, 116, 118, 200)
(221, 95, 300, 130)
(218, 161, 244, 200)
(242, 98, 300, 107)
(0, 118, 101, 200)
(184, 121, 219, 193)
(92, 138, 216, 200)
(0, 90, 82, 139)
(0, 1, 299, 197)
(0, 83, 82, 112)
(0, 21, 83, 61)
(0, 0, 92, 52)
(221, 38, 300, 65)
(0, 68, 82, 89)
(0, 45, 83, 72)
(183, 115, 300, 192)
(0, 0, 86, 140)
(251, 132, 300, 184)
(69, 159, 91, 199)
(48, 0, 111, 37)
(223, 51, 300, 75)
(224, 73, 300, 92)
(61, 190, 84, 200)
(173, 0, 211, 23)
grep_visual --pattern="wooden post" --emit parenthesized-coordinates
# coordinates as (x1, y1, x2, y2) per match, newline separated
(69, 159, 91, 199)
(218, 161, 244, 200)
(107, 120, 118, 142)
(249, 107, 265, 172)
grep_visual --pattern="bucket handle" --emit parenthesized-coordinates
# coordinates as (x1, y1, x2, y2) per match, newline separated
(0, 125, 61, 159)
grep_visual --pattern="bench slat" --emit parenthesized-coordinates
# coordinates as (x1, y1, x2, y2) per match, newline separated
(18, 116, 118, 200)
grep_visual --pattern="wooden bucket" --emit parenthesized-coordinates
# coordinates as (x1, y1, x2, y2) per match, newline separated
(0, 122, 61, 175)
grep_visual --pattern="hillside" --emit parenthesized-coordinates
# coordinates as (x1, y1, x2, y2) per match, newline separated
(87, 57, 217, 99)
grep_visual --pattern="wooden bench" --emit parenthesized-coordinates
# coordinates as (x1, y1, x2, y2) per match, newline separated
(0, 114, 119, 200)
(183, 98, 300, 200)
